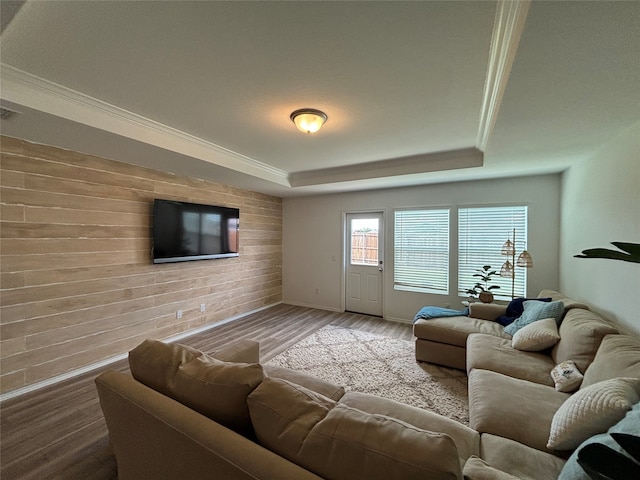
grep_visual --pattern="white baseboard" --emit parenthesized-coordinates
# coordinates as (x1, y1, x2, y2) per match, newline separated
(0, 302, 281, 403)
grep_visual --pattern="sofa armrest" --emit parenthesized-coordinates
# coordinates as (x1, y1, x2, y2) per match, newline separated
(469, 303, 507, 321)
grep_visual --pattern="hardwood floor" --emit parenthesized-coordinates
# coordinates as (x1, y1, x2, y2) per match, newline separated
(0, 304, 414, 479)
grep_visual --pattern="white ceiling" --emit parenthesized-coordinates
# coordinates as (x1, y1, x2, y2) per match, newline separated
(1, 1, 638, 197)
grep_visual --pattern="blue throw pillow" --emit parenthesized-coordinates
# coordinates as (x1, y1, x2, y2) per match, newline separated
(496, 297, 552, 327)
(559, 401, 640, 480)
(504, 300, 564, 336)
(506, 297, 552, 317)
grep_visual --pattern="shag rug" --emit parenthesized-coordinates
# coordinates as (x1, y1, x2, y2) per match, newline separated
(266, 324, 469, 424)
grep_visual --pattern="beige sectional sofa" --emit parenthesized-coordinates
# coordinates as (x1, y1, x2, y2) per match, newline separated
(414, 289, 640, 479)
(97, 338, 480, 480)
(95, 290, 639, 479)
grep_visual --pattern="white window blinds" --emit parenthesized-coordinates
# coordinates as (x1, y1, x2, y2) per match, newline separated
(394, 209, 449, 294)
(458, 206, 528, 300)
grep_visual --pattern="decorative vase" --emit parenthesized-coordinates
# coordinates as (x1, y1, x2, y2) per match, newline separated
(479, 292, 494, 304)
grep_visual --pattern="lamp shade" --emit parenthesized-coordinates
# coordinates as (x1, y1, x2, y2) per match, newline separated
(290, 108, 327, 133)
(501, 239, 515, 256)
(517, 250, 534, 268)
(500, 260, 514, 278)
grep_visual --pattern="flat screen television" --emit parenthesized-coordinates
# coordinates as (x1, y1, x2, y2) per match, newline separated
(152, 199, 239, 264)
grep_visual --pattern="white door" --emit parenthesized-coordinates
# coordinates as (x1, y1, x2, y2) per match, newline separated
(345, 212, 384, 316)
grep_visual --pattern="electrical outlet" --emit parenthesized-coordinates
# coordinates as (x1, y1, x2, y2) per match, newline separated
(176, 310, 183, 319)
(200, 304, 206, 313)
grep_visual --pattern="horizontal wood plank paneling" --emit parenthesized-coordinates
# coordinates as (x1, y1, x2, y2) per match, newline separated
(0, 136, 283, 394)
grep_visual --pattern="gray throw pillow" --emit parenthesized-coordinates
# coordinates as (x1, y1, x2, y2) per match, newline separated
(558, 400, 640, 479)
(504, 300, 564, 336)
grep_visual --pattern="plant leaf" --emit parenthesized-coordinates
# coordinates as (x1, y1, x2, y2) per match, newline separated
(575, 242, 640, 264)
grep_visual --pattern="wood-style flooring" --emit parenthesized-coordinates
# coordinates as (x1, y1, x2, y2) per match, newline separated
(0, 304, 415, 479)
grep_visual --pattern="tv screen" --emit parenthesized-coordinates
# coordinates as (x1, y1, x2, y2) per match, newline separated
(152, 199, 239, 264)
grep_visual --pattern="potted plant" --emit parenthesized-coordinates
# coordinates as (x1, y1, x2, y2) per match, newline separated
(465, 265, 501, 303)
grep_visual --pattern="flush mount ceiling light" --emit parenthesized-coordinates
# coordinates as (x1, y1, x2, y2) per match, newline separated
(290, 108, 327, 134)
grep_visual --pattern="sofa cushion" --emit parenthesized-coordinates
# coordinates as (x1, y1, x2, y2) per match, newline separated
(263, 364, 345, 401)
(511, 317, 560, 351)
(248, 378, 462, 480)
(547, 377, 640, 451)
(129, 339, 203, 396)
(129, 339, 265, 435)
(469, 369, 569, 452)
(468, 303, 507, 321)
(537, 289, 590, 311)
(340, 391, 480, 467)
(504, 300, 564, 336)
(550, 360, 584, 393)
(173, 353, 265, 435)
(558, 400, 640, 480)
(480, 434, 567, 480)
(581, 334, 640, 388)
(298, 403, 462, 480)
(462, 456, 519, 480)
(247, 377, 336, 461)
(466, 334, 556, 386)
(551, 309, 618, 373)
(496, 297, 552, 327)
(414, 316, 509, 348)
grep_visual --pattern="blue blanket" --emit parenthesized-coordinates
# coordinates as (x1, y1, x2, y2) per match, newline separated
(413, 306, 469, 323)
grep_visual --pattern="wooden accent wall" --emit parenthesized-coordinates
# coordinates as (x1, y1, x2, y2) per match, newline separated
(0, 136, 282, 395)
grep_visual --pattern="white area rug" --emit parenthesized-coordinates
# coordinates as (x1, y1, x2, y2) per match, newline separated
(266, 324, 469, 424)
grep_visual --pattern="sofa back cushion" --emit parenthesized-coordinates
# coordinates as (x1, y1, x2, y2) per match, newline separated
(537, 289, 590, 311)
(581, 334, 640, 388)
(174, 354, 265, 435)
(248, 377, 462, 480)
(247, 377, 337, 460)
(551, 308, 618, 373)
(129, 339, 265, 435)
(129, 339, 202, 396)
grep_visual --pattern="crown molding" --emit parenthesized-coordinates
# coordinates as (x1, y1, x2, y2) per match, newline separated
(476, 0, 531, 152)
(0, 64, 290, 186)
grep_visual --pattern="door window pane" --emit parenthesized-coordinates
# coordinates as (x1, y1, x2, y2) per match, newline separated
(351, 218, 379, 265)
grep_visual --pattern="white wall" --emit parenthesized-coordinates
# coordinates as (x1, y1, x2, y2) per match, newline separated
(283, 174, 561, 323)
(560, 122, 640, 334)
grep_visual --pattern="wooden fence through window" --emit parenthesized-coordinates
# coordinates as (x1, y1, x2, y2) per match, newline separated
(351, 232, 378, 265)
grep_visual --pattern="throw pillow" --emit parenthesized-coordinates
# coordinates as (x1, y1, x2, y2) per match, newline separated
(504, 300, 564, 336)
(496, 297, 552, 327)
(550, 360, 584, 393)
(174, 353, 265, 435)
(247, 377, 337, 461)
(547, 378, 640, 451)
(558, 400, 640, 480)
(512, 317, 560, 351)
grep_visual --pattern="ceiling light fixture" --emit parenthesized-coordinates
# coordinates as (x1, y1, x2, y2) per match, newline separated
(290, 108, 327, 134)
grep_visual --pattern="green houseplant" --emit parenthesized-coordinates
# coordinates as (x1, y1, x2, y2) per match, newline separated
(466, 265, 501, 303)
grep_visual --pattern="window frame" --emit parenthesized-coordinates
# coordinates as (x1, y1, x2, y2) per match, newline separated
(393, 207, 450, 295)
(457, 205, 529, 301)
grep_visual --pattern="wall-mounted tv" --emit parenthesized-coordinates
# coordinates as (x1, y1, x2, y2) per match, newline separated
(152, 199, 239, 264)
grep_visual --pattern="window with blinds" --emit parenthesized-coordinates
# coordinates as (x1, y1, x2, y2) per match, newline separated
(394, 208, 449, 294)
(458, 206, 528, 300)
